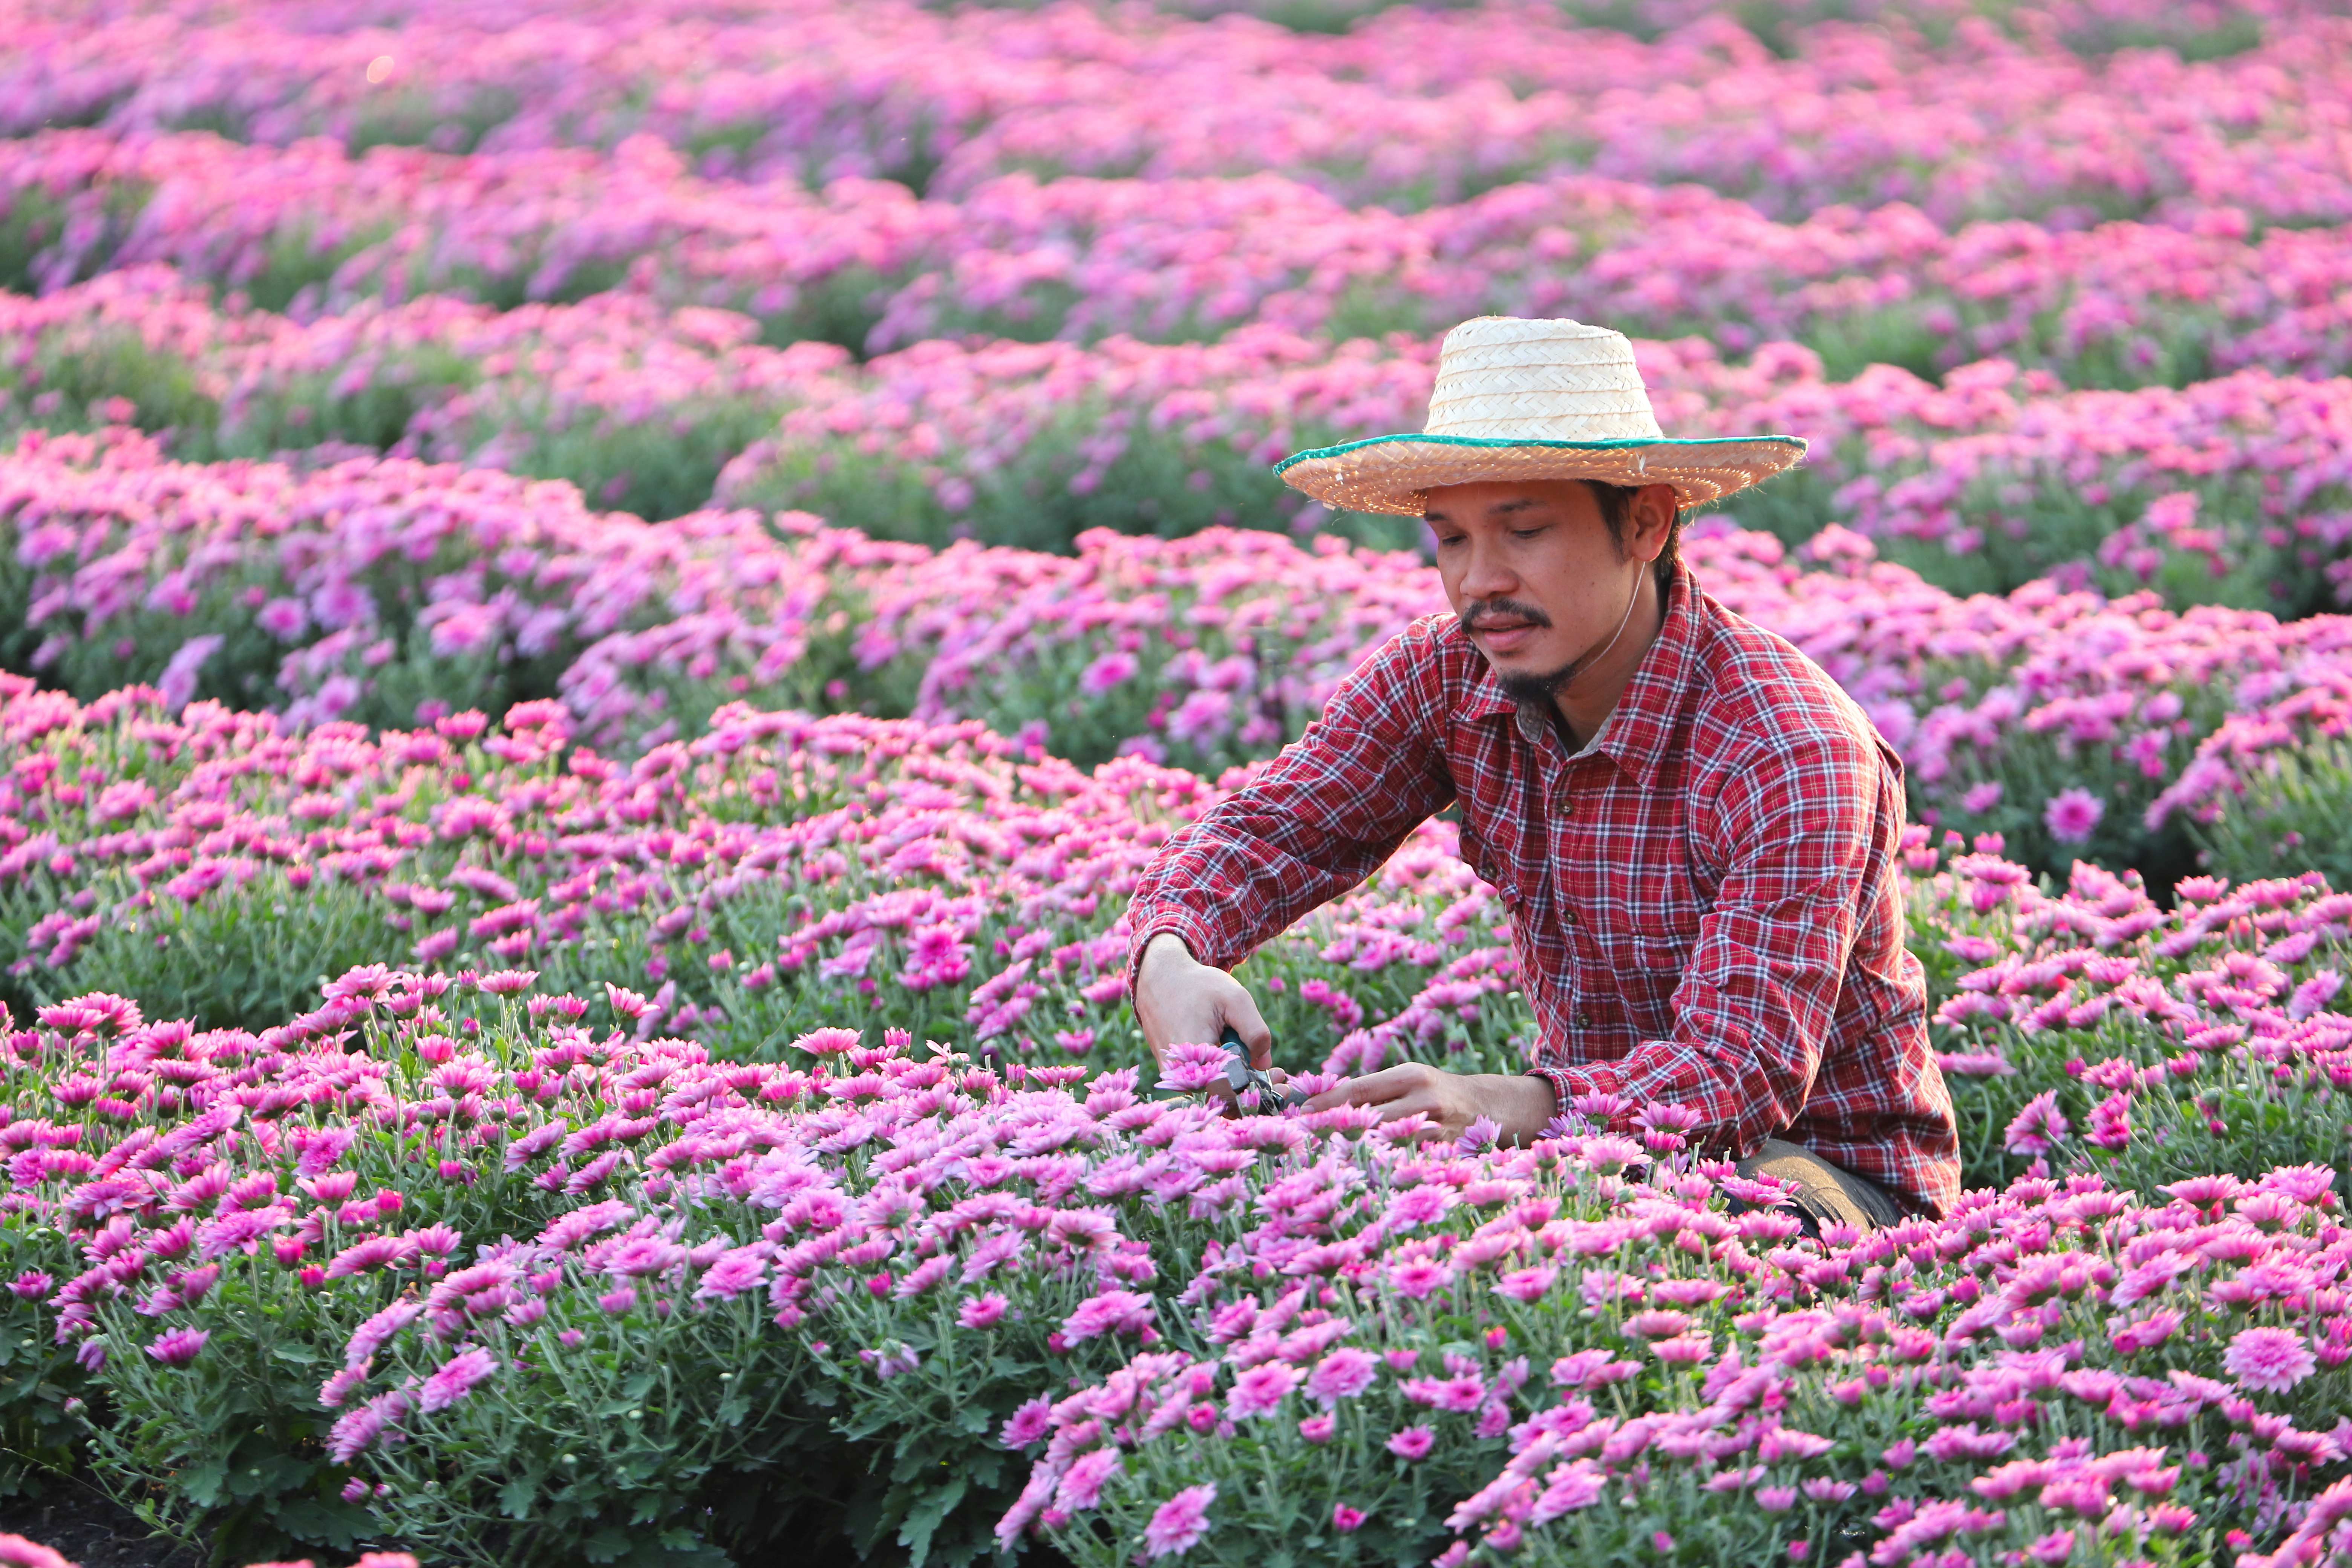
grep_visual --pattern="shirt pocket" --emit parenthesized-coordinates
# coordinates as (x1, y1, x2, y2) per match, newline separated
(1612, 924, 1697, 1039)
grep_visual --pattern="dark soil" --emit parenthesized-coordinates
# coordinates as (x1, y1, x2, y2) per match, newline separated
(0, 1479, 205, 1568)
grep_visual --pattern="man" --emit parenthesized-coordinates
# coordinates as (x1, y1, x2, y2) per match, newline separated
(1125, 316, 1960, 1228)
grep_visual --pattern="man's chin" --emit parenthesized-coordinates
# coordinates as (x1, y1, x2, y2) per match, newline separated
(1475, 636, 1566, 677)
(1495, 660, 1578, 708)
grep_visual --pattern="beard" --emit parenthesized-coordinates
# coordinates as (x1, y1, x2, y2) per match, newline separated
(1494, 657, 1586, 709)
(1463, 595, 1599, 707)
(1467, 568, 1644, 709)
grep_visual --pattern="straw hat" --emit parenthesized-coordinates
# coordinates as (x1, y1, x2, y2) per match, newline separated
(1275, 317, 1806, 514)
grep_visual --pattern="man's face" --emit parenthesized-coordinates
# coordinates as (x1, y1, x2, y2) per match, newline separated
(1422, 479, 1649, 701)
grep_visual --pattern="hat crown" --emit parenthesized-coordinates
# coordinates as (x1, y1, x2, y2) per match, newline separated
(1424, 317, 1665, 443)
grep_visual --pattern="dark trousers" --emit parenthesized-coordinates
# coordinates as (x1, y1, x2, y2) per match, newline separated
(1733, 1138, 1905, 1236)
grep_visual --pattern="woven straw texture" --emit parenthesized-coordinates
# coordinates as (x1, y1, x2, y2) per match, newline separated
(1426, 317, 1663, 440)
(1277, 316, 1805, 513)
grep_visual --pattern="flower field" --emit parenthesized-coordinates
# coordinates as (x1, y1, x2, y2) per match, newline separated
(6, 1, 2352, 1565)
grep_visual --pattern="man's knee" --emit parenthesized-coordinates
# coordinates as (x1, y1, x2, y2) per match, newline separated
(1734, 1137, 1905, 1237)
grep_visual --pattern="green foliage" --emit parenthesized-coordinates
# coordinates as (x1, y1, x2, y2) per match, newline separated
(351, 1278, 835, 1565)
(726, 398, 1292, 557)
(345, 89, 527, 159)
(0, 328, 222, 449)
(83, 1275, 376, 1564)
(2186, 736, 2352, 893)
(16, 866, 416, 1037)
(0, 1245, 88, 1499)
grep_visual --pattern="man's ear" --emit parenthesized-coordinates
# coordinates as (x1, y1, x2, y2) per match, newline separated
(1626, 483, 1680, 563)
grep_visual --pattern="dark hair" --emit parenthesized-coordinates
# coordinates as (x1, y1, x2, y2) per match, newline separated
(1586, 481, 1684, 590)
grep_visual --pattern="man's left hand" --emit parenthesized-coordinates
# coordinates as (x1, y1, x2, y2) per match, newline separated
(1300, 1063, 1555, 1145)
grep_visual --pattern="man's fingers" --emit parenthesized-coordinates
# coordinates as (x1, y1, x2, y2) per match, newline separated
(1301, 1077, 1374, 1114)
(1302, 1069, 1421, 1115)
(1222, 988, 1275, 1071)
(1337, 1065, 1429, 1105)
(1132, 937, 1276, 1073)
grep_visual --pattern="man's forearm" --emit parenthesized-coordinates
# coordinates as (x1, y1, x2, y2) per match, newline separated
(1122, 632, 1456, 1002)
(1302, 1063, 1556, 1145)
(1486, 1072, 1558, 1145)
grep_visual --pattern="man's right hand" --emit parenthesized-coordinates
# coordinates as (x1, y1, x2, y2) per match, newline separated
(1133, 931, 1274, 1073)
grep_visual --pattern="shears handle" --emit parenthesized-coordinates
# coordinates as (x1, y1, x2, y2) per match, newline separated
(1220, 1024, 1305, 1109)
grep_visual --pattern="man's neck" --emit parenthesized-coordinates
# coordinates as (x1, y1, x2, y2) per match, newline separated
(1550, 566, 1666, 744)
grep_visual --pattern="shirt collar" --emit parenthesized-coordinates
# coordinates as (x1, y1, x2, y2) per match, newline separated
(1447, 562, 1703, 790)
(1448, 621, 1518, 723)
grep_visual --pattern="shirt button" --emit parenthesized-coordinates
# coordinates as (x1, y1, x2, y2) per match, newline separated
(1563, 908, 1578, 925)
(1575, 1013, 1594, 1029)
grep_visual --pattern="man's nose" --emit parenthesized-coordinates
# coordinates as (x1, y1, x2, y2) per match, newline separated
(1456, 538, 1517, 600)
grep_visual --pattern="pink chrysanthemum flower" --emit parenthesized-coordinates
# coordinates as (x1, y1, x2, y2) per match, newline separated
(2223, 1326, 2317, 1394)
(145, 1328, 209, 1367)
(1387, 1425, 1435, 1460)
(1402, 1373, 1485, 1412)
(1142, 1483, 1216, 1559)
(1054, 1447, 1121, 1513)
(960, 1293, 1011, 1329)
(418, 1346, 498, 1413)
(693, 1248, 769, 1302)
(2043, 787, 2104, 844)
(2003, 1090, 2070, 1156)
(1226, 1361, 1302, 1419)
(328, 1388, 413, 1464)
(1305, 1346, 1379, 1406)
(318, 1365, 371, 1409)
(1079, 652, 1139, 695)
(0, 1531, 76, 1568)
(1000, 1397, 1052, 1449)
(1060, 1288, 1153, 1343)
(1389, 1260, 1452, 1298)
(343, 1300, 423, 1367)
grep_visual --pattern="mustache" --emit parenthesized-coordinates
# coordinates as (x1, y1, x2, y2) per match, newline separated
(1463, 598, 1553, 632)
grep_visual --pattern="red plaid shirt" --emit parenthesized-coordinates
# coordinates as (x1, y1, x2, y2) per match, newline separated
(1128, 562, 1961, 1217)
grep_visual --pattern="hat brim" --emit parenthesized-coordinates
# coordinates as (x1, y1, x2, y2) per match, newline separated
(1274, 433, 1809, 515)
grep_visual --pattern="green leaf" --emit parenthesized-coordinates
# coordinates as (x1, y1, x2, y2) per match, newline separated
(499, 1472, 539, 1519)
(582, 1524, 634, 1563)
(897, 1473, 967, 1568)
(270, 1495, 367, 1551)
(181, 1457, 227, 1508)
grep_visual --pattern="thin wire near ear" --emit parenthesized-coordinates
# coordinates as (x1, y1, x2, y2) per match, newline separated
(1557, 554, 1646, 695)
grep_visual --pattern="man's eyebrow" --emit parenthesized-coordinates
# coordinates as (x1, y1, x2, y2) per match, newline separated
(1421, 496, 1548, 523)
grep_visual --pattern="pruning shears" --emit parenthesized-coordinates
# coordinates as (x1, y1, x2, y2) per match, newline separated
(1218, 1023, 1308, 1111)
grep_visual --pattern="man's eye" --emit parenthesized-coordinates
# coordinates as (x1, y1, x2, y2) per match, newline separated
(1510, 527, 1547, 540)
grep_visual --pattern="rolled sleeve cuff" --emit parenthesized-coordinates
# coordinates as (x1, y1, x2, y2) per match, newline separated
(1524, 1063, 1583, 1125)
(1125, 906, 1236, 996)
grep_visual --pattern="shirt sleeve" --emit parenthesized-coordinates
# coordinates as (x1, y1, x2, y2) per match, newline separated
(1126, 621, 1458, 986)
(1529, 722, 1893, 1156)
